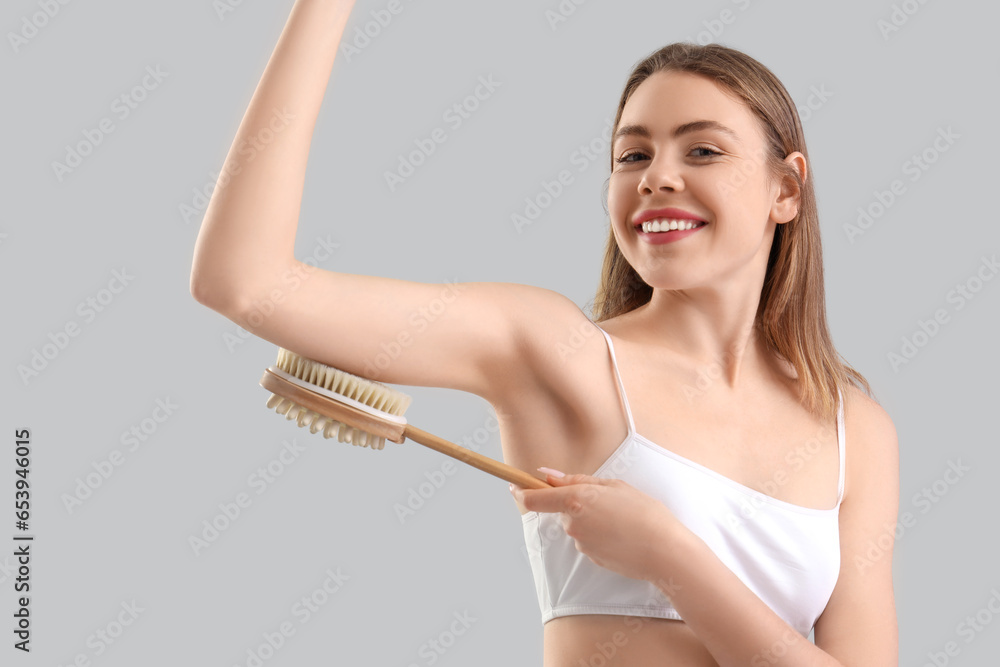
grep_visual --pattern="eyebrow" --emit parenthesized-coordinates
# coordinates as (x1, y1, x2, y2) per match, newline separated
(613, 120, 742, 146)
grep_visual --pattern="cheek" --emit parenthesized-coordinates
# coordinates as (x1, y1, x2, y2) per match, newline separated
(714, 179, 773, 231)
(607, 178, 635, 226)
(718, 163, 773, 206)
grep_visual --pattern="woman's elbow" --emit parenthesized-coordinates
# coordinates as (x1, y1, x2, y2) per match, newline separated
(190, 274, 246, 318)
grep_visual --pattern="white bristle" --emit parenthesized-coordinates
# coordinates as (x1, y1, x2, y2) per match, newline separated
(265, 348, 412, 450)
(273, 349, 412, 417)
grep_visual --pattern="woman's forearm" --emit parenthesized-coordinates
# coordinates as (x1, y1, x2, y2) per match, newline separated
(650, 529, 842, 667)
(190, 0, 356, 311)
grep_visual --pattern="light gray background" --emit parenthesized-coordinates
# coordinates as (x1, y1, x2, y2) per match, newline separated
(3, 0, 998, 665)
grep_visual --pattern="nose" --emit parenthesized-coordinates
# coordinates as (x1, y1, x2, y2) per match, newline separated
(638, 154, 684, 194)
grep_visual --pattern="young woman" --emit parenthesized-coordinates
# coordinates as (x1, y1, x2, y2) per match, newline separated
(190, 1, 899, 664)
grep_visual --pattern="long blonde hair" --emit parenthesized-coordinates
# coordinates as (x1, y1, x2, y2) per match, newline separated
(593, 42, 872, 422)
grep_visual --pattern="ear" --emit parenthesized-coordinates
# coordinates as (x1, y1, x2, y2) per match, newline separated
(771, 151, 807, 225)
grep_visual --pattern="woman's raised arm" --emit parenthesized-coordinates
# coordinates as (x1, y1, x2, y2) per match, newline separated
(190, 0, 353, 306)
(189, 0, 588, 403)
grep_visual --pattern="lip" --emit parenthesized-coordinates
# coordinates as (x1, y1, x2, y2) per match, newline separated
(633, 207, 707, 227)
(636, 223, 706, 245)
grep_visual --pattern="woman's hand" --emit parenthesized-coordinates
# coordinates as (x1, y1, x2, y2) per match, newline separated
(511, 469, 687, 583)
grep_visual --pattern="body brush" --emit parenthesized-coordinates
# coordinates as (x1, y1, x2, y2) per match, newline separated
(260, 347, 551, 490)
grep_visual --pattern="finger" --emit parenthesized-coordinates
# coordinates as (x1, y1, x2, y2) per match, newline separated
(513, 486, 585, 514)
(542, 472, 577, 485)
(545, 472, 612, 487)
(535, 467, 586, 485)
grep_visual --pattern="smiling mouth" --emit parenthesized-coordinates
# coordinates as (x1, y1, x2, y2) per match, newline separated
(635, 219, 707, 233)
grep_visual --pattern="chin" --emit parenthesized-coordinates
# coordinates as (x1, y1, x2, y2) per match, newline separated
(633, 274, 689, 292)
(642, 268, 713, 292)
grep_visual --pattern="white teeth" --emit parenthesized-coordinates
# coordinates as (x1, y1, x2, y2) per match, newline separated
(639, 218, 704, 233)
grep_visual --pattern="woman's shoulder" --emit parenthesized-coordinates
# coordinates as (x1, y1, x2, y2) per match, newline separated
(843, 385, 898, 463)
(500, 284, 601, 355)
(482, 284, 602, 404)
(840, 383, 899, 503)
(842, 383, 895, 437)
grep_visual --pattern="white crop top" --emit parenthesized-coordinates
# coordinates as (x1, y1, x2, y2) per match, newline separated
(520, 324, 844, 636)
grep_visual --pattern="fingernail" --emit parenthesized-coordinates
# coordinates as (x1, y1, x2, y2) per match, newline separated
(537, 466, 565, 478)
(509, 483, 516, 494)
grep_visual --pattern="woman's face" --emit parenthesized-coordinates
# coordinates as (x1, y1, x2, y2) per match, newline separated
(608, 70, 797, 293)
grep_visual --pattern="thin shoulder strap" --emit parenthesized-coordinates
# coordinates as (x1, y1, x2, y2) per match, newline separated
(591, 322, 636, 437)
(836, 387, 846, 505)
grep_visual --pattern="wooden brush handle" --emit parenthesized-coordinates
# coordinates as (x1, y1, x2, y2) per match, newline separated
(402, 425, 552, 489)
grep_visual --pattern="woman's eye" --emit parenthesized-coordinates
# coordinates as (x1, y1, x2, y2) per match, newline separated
(615, 146, 721, 165)
(615, 151, 646, 164)
(691, 146, 722, 157)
